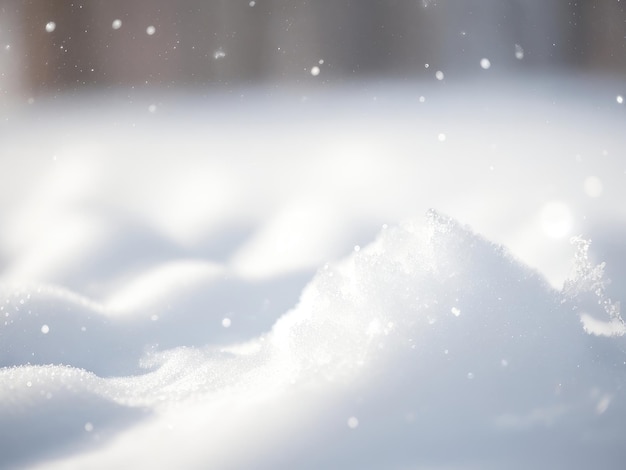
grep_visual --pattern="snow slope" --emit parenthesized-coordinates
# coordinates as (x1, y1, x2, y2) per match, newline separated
(1, 75, 625, 469)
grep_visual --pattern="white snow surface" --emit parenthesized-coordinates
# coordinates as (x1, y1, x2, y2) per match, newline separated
(1, 75, 626, 469)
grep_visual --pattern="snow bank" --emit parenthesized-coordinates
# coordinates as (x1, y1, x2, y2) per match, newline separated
(2, 211, 624, 469)
(1, 74, 625, 468)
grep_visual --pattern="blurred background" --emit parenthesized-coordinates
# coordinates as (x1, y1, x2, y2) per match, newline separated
(1, 0, 625, 100)
(0, 0, 625, 294)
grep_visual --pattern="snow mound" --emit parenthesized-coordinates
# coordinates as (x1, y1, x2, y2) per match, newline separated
(2, 211, 625, 469)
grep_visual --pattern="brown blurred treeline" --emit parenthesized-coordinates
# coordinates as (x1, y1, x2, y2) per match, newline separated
(1, 0, 625, 97)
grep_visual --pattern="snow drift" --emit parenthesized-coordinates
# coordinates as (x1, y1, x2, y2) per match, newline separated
(2, 211, 625, 469)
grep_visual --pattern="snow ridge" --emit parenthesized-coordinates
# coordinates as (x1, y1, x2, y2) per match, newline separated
(562, 236, 625, 337)
(2, 211, 625, 469)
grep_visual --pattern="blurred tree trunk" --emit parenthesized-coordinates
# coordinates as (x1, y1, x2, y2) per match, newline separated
(20, 0, 99, 93)
(0, 3, 21, 102)
(579, 0, 626, 73)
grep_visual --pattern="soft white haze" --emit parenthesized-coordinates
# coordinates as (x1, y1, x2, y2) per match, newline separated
(1, 74, 625, 469)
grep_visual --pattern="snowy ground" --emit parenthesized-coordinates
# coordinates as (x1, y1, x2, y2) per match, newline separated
(1, 73, 625, 469)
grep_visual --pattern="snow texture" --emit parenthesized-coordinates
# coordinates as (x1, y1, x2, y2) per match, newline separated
(1, 211, 625, 469)
(1, 77, 626, 469)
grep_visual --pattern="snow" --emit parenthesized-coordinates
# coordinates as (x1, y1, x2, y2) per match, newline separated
(1, 75, 626, 469)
